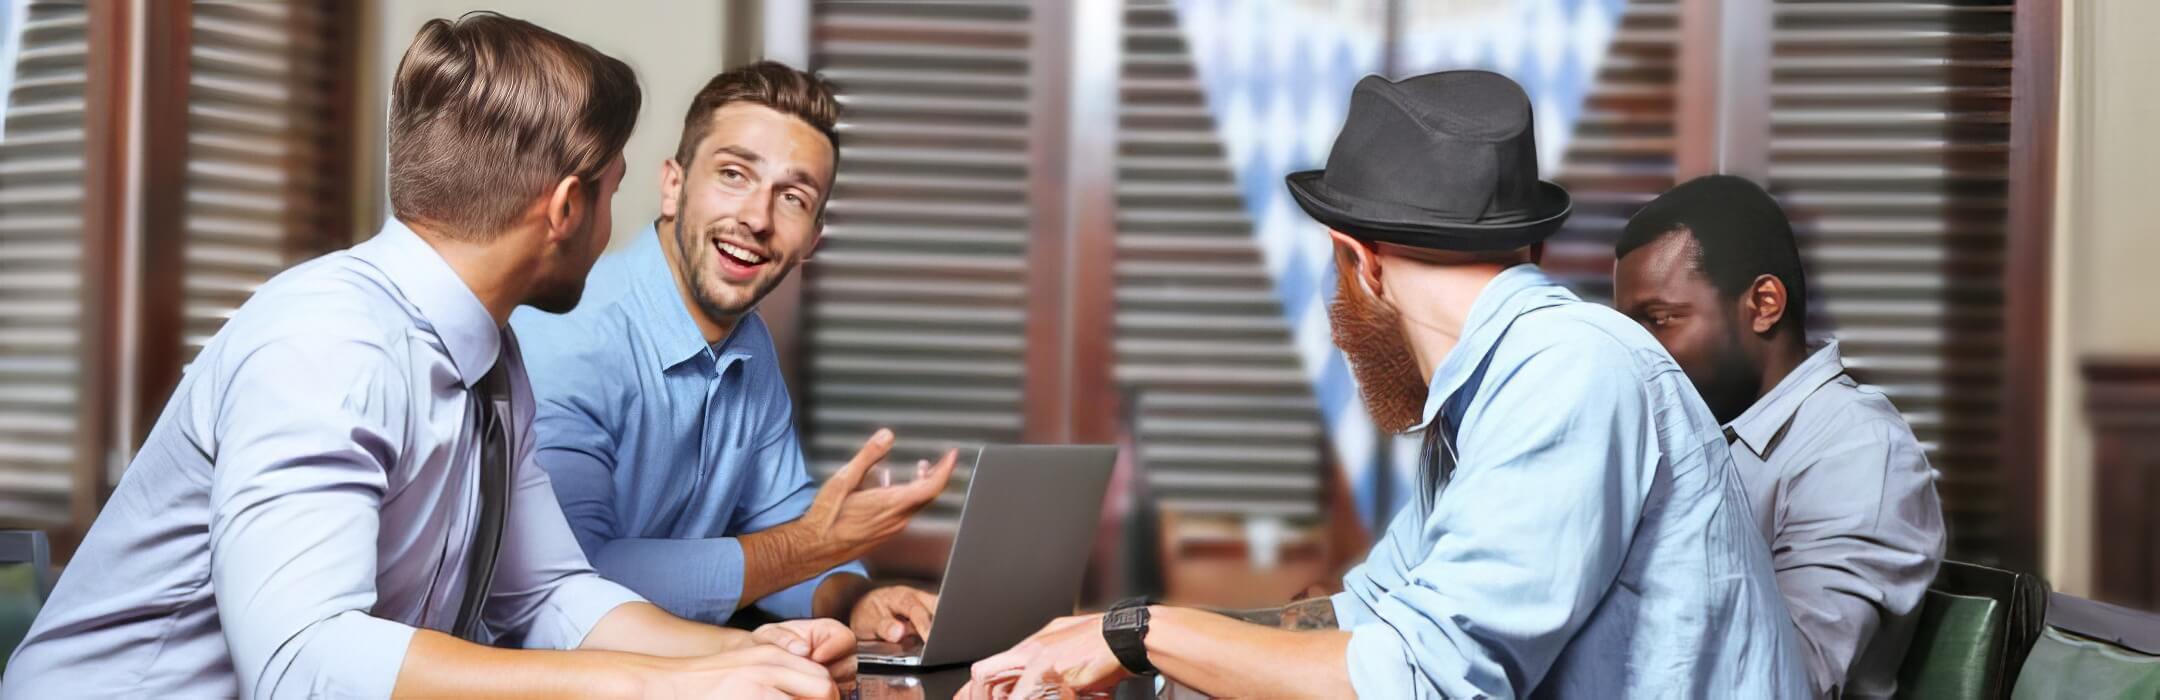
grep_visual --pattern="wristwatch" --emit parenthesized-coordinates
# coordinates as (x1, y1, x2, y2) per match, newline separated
(1103, 597, 1157, 676)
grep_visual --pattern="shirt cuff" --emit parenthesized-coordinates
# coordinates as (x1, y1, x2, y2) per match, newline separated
(517, 573, 646, 650)
(261, 610, 415, 700)
(1331, 589, 1374, 629)
(1345, 620, 1420, 700)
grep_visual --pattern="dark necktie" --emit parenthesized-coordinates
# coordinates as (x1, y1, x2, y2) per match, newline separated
(453, 364, 511, 642)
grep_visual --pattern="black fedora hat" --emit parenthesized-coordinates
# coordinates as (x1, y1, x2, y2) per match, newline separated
(1285, 70, 1572, 252)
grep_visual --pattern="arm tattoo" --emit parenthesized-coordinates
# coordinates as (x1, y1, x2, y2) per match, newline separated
(1210, 596, 1339, 631)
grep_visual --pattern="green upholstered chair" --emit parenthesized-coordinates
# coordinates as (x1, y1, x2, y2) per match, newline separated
(0, 530, 52, 675)
(1896, 561, 2050, 700)
(2010, 592, 2160, 700)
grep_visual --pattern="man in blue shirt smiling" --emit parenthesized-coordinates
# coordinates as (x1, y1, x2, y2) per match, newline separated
(513, 62, 954, 644)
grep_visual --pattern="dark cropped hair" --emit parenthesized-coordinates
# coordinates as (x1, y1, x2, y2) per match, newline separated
(1616, 174, 1809, 331)
(674, 61, 840, 168)
(388, 12, 641, 239)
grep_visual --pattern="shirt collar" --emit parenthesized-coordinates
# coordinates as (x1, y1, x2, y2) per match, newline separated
(1410, 264, 1576, 431)
(625, 223, 720, 370)
(349, 219, 501, 388)
(1727, 340, 1849, 457)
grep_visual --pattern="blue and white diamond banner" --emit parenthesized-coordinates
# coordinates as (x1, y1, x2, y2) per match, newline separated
(1174, 0, 1627, 527)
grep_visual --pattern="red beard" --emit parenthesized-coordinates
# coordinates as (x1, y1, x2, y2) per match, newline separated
(1328, 271, 1429, 433)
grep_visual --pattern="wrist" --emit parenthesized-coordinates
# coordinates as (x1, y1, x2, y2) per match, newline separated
(607, 654, 670, 700)
(782, 518, 854, 571)
(814, 572, 873, 620)
(1103, 597, 1157, 676)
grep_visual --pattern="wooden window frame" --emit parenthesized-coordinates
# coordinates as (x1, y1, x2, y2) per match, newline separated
(134, 0, 362, 452)
(1672, 0, 2057, 570)
(40, 0, 362, 561)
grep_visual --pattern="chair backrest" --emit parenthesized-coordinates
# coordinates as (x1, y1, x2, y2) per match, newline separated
(0, 531, 51, 599)
(0, 530, 50, 674)
(1896, 560, 2050, 700)
(2009, 592, 2160, 699)
(1899, 590, 2007, 699)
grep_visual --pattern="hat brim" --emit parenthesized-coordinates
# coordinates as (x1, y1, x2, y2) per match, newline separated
(1284, 169, 1573, 252)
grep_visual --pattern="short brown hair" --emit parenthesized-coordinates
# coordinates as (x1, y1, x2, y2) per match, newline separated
(388, 12, 641, 239)
(674, 61, 840, 168)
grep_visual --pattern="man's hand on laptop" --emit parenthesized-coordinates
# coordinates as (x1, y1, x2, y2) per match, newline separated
(798, 429, 960, 564)
(850, 585, 938, 643)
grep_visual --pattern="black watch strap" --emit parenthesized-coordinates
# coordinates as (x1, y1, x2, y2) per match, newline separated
(1103, 597, 1156, 675)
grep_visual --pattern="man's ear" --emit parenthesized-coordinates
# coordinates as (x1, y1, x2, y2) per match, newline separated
(1327, 229, 1384, 299)
(1742, 273, 1789, 334)
(544, 173, 585, 244)
(659, 158, 685, 221)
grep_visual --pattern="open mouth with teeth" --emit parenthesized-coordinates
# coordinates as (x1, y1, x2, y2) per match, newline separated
(713, 239, 770, 281)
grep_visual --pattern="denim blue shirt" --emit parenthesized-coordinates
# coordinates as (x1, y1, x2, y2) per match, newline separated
(4, 220, 642, 699)
(511, 224, 864, 624)
(1331, 264, 1808, 699)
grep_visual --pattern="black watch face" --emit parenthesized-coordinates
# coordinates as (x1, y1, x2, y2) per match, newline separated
(1105, 607, 1144, 631)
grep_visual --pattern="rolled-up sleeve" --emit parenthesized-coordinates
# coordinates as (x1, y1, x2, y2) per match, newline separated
(1339, 343, 1656, 699)
(732, 419, 866, 620)
(206, 339, 417, 700)
(1775, 420, 1945, 697)
(530, 391, 766, 624)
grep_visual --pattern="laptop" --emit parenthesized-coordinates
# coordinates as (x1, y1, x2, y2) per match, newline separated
(858, 444, 1118, 668)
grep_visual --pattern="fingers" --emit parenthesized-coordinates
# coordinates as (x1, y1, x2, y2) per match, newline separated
(851, 608, 884, 641)
(894, 589, 937, 640)
(1013, 660, 1055, 700)
(971, 645, 1029, 687)
(824, 653, 858, 684)
(717, 644, 835, 693)
(802, 619, 855, 664)
(753, 623, 812, 657)
(824, 428, 895, 496)
(905, 448, 960, 502)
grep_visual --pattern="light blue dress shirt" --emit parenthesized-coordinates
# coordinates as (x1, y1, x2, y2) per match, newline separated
(2, 221, 643, 699)
(510, 224, 864, 624)
(1331, 264, 1809, 699)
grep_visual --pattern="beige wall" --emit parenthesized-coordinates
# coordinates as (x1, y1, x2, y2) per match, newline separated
(352, 1, 739, 250)
(2045, 0, 2160, 593)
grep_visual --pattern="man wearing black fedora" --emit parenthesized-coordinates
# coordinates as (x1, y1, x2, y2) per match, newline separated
(962, 71, 1808, 699)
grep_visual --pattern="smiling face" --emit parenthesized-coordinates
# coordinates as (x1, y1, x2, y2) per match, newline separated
(1613, 228, 1761, 423)
(661, 102, 836, 331)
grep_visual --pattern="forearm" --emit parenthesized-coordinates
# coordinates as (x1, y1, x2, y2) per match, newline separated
(1208, 596, 1341, 631)
(1146, 606, 1355, 698)
(580, 601, 754, 657)
(394, 628, 653, 700)
(738, 522, 848, 607)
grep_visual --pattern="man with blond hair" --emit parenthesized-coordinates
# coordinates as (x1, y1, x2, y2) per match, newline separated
(4, 13, 849, 700)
